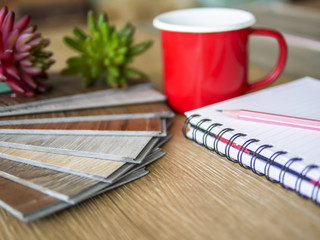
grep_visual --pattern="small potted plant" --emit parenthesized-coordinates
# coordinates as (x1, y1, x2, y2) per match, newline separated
(62, 10, 152, 88)
(0, 6, 54, 97)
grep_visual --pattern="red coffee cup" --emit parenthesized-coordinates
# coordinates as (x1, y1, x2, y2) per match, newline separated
(153, 8, 287, 114)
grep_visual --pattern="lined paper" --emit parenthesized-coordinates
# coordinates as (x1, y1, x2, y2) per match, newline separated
(186, 77, 320, 201)
(186, 77, 320, 166)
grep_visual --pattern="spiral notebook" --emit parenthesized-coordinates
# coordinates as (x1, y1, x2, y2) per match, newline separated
(183, 76, 320, 204)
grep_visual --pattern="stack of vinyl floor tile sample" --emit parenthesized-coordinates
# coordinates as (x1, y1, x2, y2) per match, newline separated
(0, 81, 174, 222)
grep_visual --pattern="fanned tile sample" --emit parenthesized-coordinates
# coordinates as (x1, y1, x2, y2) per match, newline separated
(0, 158, 99, 202)
(0, 151, 164, 203)
(0, 176, 67, 221)
(0, 84, 166, 117)
(0, 168, 149, 222)
(0, 76, 172, 222)
(0, 103, 174, 124)
(0, 146, 126, 181)
(0, 135, 157, 162)
(0, 118, 166, 137)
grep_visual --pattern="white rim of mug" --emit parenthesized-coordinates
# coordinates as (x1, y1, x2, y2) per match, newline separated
(153, 8, 256, 33)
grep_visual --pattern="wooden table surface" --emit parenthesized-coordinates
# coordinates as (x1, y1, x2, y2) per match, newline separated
(1, 8, 320, 240)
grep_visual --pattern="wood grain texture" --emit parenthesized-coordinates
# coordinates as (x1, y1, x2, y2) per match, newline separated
(0, 158, 100, 202)
(0, 102, 174, 124)
(0, 168, 149, 222)
(0, 176, 66, 220)
(0, 84, 166, 117)
(0, 134, 156, 162)
(93, 168, 150, 197)
(0, 150, 164, 204)
(0, 80, 150, 110)
(0, 118, 165, 136)
(0, 146, 126, 181)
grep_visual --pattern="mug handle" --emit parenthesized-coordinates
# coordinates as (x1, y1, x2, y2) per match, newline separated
(248, 28, 287, 91)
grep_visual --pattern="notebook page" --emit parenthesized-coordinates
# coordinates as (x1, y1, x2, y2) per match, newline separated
(186, 77, 320, 166)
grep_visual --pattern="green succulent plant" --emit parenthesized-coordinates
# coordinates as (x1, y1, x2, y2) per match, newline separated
(62, 10, 152, 87)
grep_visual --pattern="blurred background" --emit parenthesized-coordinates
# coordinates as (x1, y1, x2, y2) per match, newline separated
(1, 0, 320, 87)
(2, 0, 319, 23)
(2, 1, 319, 28)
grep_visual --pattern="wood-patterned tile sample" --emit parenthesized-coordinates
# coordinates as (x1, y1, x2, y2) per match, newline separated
(0, 103, 173, 124)
(0, 135, 157, 162)
(0, 158, 100, 202)
(0, 146, 126, 181)
(0, 150, 164, 203)
(0, 176, 68, 221)
(0, 118, 165, 136)
(0, 74, 107, 108)
(0, 84, 166, 117)
(0, 166, 149, 222)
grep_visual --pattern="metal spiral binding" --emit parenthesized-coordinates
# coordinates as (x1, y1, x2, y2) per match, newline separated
(279, 158, 303, 189)
(192, 118, 211, 145)
(295, 165, 319, 199)
(237, 139, 260, 169)
(311, 177, 320, 204)
(183, 116, 320, 204)
(182, 114, 200, 140)
(225, 133, 247, 162)
(213, 128, 234, 156)
(250, 144, 273, 176)
(203, 123, 222, 150)
(264, 151, 287, 183)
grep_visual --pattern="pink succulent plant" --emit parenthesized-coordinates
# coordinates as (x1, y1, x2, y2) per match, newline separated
(0, 6, 54, 97)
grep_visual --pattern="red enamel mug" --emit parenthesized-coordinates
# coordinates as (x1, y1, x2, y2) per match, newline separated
(153, 8, 287, 114)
